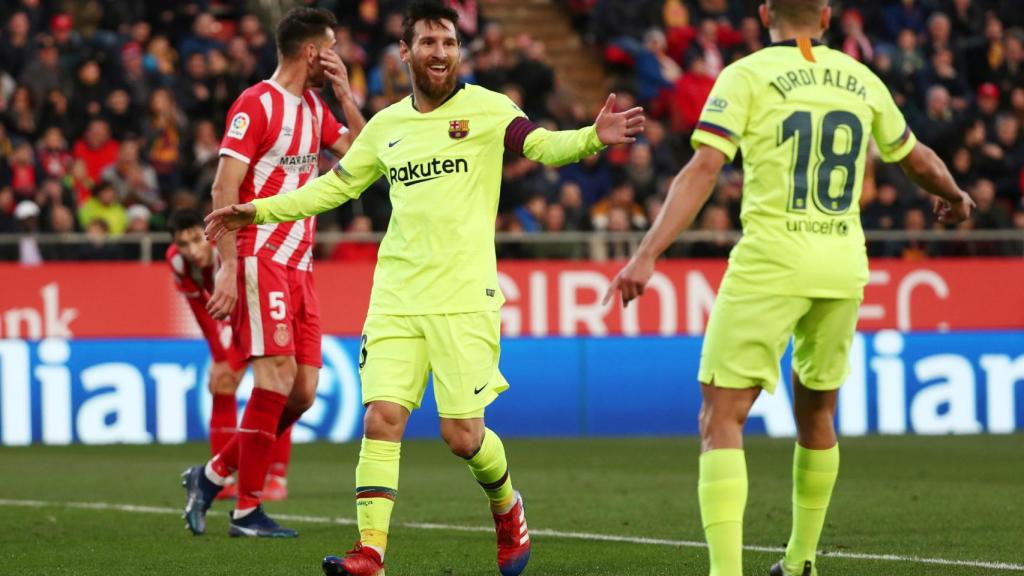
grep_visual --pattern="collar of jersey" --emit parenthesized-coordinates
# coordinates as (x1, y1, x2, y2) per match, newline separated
(767, 38, 824, 48)
(264, 79, 303, 104)
(410, 81, 466, 113)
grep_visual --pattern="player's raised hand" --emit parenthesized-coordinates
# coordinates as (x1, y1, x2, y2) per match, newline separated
(934, 190, 975, 225)
(321, 48, 353, 103)
(205, 203, 257, 242)
(594, 93, 645, 146)
(602, 253, 656, 308)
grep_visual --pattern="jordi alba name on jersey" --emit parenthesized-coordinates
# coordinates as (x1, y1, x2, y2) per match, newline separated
(692, 39, 917, 299)
(334, 84, 527, 315)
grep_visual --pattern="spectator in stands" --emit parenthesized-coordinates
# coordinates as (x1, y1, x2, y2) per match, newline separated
(862, 183, 905, 233)
(447, 0, 479, 40)
(913, 85, 963, 162)
(180, 12, 225, 62)
(187, 119, 220, 196)
(923, 12, 956, 62)
(77, 181, 126, 236)
(50, 14, 82, 76)
(686, 18, 726, 78)
(104, 88, 141, 141)
(516, 193, 547, 233)
(40, 88, 72, 136)
(71, 58, 106, 123)
(560, 152, 612, 206)
(510, 35, 555, 120)
(8, 141, 38, 200)
(558, 181, 588, 231)
(0, 187, 15, 233)
(884, 0, 928, 40)
(624, 140, 657, 202)
(992, 29, 1024, 102)
(368, 45, 412, 105)
(125, 204, 151, 234)
(14, 200, 42, 265)
(34, 177, 75, 232)
(839, 9, 873, 63)
(885, 207, 933, 260)
(144, 88, 184, 193)
(102, 139, 162, 211)
(0, 12, 31, 79)
(4, 84, 39, 140)
(949, 0, 984, 40)
(893, 28, 926, 83)
(76, 218, 123, 261)
(971, 178, 1011, 229)
(917, 48, 970, 105)
(972, 82, 1002, 135)
(670, 52, 715, 133)
(237, 14, 276, 80)
(37, 126, 72, 181)
(591, 180, 647, 231)
(73, 118, 120, 183)
(528, 203, 583, 260)
(604, 205, 634, 260)
(145, 35, 179, 83)
(689, 205, 734, 258)
(19, 34, 62, 107)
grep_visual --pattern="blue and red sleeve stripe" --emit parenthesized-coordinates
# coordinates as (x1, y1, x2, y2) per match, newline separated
(504, 117, 540, 156)
(695, 121, 738, 144)
(886, 125, 913, 151)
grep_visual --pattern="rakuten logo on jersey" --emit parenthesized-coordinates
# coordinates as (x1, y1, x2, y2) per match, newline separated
(388, 157, 469, 187)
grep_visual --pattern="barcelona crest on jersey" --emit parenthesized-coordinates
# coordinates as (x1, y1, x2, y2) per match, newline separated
(448, 119, 469, 139)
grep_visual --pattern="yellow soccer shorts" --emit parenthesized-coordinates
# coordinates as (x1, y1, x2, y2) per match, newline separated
(698, 290, 861, 394)
(358, 311, 510, 418)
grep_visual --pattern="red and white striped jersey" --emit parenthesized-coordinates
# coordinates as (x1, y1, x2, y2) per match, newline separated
(219, 79, 348, 270)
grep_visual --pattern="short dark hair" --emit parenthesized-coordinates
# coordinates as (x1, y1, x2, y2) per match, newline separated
(275, 7, 337, 58)
(168, 209, 204, 235)
(767, 0, 829, 27)
(402, 0, 460, 47)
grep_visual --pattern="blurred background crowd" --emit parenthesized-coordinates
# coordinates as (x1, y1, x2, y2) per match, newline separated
(0, 0, 1022, 262)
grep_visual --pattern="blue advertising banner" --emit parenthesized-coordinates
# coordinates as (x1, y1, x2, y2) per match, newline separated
(1, 331, 1022, 445)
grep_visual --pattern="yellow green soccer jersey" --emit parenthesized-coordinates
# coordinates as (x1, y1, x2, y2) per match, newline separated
(252, 82, 604, 315)
(692, 39, 917, 298)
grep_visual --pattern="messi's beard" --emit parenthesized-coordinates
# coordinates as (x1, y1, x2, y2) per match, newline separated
(411, 56, 458, 103)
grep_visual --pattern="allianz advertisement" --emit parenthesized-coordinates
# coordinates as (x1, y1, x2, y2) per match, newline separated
(1, 330, 1022, 446)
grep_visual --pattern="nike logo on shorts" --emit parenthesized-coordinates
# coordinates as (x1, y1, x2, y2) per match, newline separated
(473, 383, 488, 395)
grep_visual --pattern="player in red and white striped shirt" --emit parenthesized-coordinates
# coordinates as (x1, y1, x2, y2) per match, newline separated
(182, 7, 365, 538)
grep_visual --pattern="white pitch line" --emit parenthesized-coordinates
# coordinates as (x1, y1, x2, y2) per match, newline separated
(1, 499, 1022, 572)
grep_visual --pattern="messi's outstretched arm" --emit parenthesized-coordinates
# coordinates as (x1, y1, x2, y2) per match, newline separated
(512, 94, 644, 167)
(205, 129, 383, 240)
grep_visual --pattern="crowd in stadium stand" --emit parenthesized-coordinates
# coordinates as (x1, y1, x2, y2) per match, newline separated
(0, 0, 1022, 262)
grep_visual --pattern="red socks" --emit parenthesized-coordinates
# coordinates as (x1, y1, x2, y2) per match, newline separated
(236, 388, 287, 510)
(270, 425, 293, 478)
(209, 393, 238, 456)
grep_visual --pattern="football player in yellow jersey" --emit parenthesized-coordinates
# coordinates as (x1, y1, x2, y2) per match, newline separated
(605, 1, 973, 575)
(205, 1, 644, 574)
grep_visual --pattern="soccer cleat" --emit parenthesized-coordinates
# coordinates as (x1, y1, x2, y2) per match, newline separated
(493, 491, 531, 576)
(322, 541, 385, 576)
(227, 505, 299, 538)
(770, 560, 814, 576)
(262, 474, 288, 501)
(181, 465, 223, 535)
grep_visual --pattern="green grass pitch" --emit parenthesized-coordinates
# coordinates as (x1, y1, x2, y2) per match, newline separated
(1, 435, 1021, 575)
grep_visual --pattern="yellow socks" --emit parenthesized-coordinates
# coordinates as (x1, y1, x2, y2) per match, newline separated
(783, 443, 839, 575)
(355, 437, 401, 556)
(698, 449, 747, 576)
(465, 428, 516, 513)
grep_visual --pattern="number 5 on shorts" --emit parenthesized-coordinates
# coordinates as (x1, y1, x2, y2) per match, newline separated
(268, 291, 287, 320)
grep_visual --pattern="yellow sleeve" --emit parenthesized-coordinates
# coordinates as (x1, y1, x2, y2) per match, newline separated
(522, 125, 606, 167)
(870, 74, 917, 163)
(253, 125, 383, 224)
(690, 63, 752, 161)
